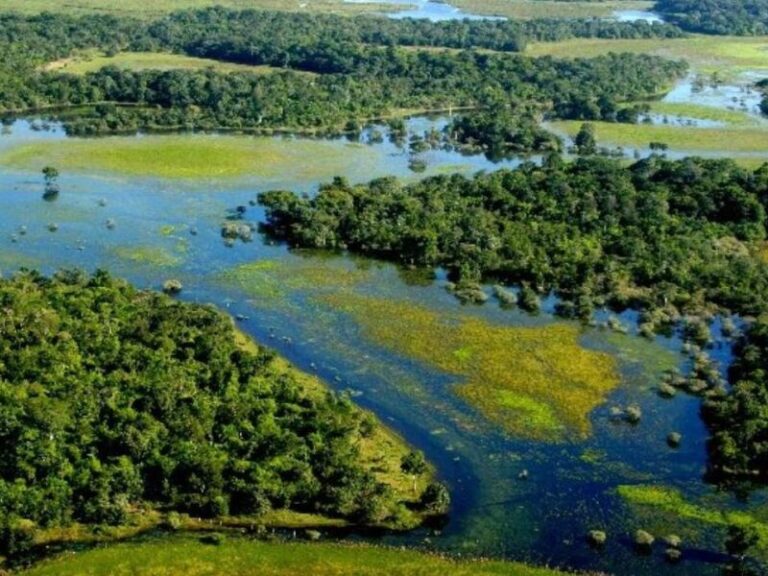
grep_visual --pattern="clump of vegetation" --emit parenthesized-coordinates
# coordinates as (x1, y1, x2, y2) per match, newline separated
(41, 166, 59, 201)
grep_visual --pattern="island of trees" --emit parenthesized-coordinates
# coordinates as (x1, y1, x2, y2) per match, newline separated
(654, 0, 768, 35)
(0, 270, 443, 561)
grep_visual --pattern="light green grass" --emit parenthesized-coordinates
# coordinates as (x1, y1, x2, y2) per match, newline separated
(528, 35, 768, 77)
(452, 0, 653, 19)
(645, 101, 761, 126)
(44, 51, 299, 76)
(0, 0, 399, 18)
(0, 135, 377, 180)
(549, 120, 768, 164)
(20, 535, 573, 576)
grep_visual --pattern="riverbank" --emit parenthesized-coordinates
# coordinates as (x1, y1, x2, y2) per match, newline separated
(18, 534, 586, 576)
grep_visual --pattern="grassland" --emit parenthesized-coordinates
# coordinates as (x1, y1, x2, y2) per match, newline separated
(452, 0, 654, 19)
(319, 293, 619, 442)
(43, 51, 299, 76)
(0, 135, 379, 179)
(548, 120, 768, 167)
(21, 535, 573, 576)
(527, 35, 768, 77)
(645, 102, 762, 126)
(0, 0, 399, 18)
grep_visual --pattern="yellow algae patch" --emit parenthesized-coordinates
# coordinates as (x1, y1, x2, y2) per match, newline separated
(321, 294, 619, 442)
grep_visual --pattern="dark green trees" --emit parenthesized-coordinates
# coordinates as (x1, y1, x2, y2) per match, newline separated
(0, 270, 420, 558)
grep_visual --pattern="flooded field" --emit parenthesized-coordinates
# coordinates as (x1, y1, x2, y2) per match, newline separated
(1, 115, 766, 575)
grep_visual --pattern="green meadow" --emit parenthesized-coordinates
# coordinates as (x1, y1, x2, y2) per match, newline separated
(549, 121, 768, 167)
(43, 51, 300, 76)
(20, 536, 571, 576)
(527, 35, 768, 77)
(0, 135, 378, 180)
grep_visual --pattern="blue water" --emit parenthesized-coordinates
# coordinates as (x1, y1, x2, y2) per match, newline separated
(344, 0, 503, 21)
(0, 119, 765, 575)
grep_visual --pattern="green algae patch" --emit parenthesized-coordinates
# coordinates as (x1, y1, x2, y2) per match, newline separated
(618, 485, 768, 552)
(321, 294, 620, 442)
(0, 135, 379, 180)
(20, 533, 570, 576)
(113, 245, 182, 267)
(222, 257, 372, 304)
(600, 331, 678, 375)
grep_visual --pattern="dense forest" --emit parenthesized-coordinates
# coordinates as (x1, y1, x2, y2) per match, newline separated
(0, 9, 687, 139)
(655, 0, 768, 35)
(258, 155, 768, 484)
(0, 271, 438, 559)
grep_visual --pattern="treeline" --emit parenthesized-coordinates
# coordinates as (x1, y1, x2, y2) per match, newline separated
(12, 49, 686, 137)
(0, 271, 435, 559)
(655, 0, 768, 35)
(0, 10, 687, 138)
(146, 7, 684, 60)
(258, 156, 768, 484)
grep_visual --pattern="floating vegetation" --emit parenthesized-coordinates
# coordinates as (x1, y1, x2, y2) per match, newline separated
(319, 293, 620, 441)
(617, 485, 768, 554)
(222, 257, 372, 304)
(113, 246, 182, 267)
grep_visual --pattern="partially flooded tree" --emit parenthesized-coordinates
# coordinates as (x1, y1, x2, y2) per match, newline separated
(42, 166, 60, 201)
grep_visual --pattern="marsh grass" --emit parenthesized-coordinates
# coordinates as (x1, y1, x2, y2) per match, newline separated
(618, 485, 768, 555)
(320, 293, 619, 442)
(113, 245, 183, 267)
(42, 51, 304, 76)
(527, 36, 768, 77)
(0, 136, 379, 180)
(548, 120, 768, 161)
(20, 535, 570, 576)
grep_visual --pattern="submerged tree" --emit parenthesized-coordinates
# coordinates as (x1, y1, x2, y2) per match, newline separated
(42, 166, 60, 201)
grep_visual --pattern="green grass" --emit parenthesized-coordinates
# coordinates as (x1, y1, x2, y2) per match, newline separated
(20, 535, 574, 576)
(452, 0, 654, 20)
(548, 120, 768, 165)
(320, 293, 620, 442)
(645, 101, 761, 127)
(527, 35, 768, 77)
(0, 135, 377, 180)
(44, 51, 300, 76)
(0, 0, 399, 18)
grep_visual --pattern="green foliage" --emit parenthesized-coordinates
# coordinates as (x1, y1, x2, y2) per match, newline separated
(400, 451, 427, 476)
(655, 0, 768, 35)
(574, 122, 597, 155)
(726, 524, 761, 556)
(420, 482, 451, 515)
(0, 270, 412, 558)
(0, 9, 686, 137)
